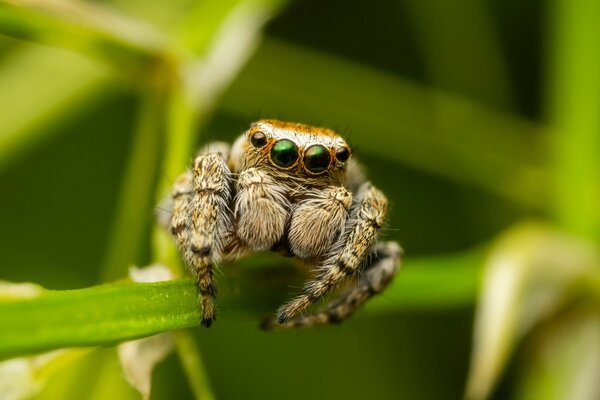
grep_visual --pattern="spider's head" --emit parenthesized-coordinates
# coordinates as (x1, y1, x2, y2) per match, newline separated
(238, 119, 351, 179)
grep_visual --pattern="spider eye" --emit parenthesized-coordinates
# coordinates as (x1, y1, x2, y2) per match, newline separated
(250, 131, 267, 148)
(304, 145, 331, 173)
(335, 146, 350, 163)
(270, 139, 299, 168)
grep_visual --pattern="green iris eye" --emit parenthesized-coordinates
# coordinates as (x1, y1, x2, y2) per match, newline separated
(270, 139, 299, 168)
(304, 145, 331, 173)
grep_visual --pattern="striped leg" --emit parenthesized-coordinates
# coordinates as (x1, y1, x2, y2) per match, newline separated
(263, 242, 402, 329)
(276, 182, 389, 323)
(170, 143, 231, 327)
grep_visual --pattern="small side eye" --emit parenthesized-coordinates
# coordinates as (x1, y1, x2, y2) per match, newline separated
(335, 146, 351, 163)
(304, 145, 331, 174)
(250, 131, 267, 148)
(270, 139, 299, 168)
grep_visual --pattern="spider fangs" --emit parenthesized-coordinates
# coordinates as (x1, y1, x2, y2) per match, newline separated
(162, 120, 402, 329)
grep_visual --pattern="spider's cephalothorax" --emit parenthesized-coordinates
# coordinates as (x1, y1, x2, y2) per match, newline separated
(164, 120, 402, 328)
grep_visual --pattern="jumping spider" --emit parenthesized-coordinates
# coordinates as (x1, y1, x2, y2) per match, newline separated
(163, 120, 402, 329)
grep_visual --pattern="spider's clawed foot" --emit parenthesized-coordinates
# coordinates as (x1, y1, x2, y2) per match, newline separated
(260, 242, 402, 330)
(260, 314, 334, 331)
(201, 316, 215, 328)
(199, 294, 217, 328)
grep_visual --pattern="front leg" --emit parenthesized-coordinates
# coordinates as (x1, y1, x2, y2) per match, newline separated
(288, 185, 352, 258)
(235, 168, 290, 250)
(277, 182, 389, 322)
(170, 143, 232, 327)
(263, 242, 402, 329)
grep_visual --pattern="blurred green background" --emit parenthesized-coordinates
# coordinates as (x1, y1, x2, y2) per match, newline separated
(0, 0, 598, 399)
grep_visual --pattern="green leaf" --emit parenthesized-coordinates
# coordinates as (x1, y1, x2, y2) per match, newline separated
(0, 1, 182, 72)
(0, 250, 483, 361)
(0, 280, 199, 360)
(514, 307, 600, 400)
(465, 222, 600, 400)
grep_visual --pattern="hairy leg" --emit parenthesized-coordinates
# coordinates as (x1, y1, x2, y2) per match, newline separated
(170, 143, 232, 327)
(263, 242, 402, 329)
(277, 182, 389, 322)
(235, 168, 290, 250)
(288, 185, 352, 259)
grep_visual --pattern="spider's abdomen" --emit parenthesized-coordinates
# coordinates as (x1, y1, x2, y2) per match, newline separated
(288, 186, 352, 259)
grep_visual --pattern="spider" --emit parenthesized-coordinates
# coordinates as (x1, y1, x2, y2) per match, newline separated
(162, 120, 402, 329)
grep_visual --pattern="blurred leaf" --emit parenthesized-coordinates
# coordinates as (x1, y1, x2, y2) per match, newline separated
(514, 307, 600, 400)
(0, 280, 44, 300)
(0, 44, 111, 171)
(465, 222, 600, 400)
(0, 348, 91, 400)
(177, 0, 253, 54)
(404, 0, 514, 109)
(118, 333, 175, 400)
(222, 38, 550, 208)
(0, 0, 182, 72)
(547, 0, 600, 240)
(182, 0, 286, 110)
(86, 349, 140, 400)
(0, 357, 41, 399)
(34, 349, 138, 400)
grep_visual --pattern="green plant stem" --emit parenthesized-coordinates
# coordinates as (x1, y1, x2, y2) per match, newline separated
(101, 95, 164, 281)
(0, 250, 484, 360)
(548, 0, 600, 241)
(173, 330, 216, 400)
(0, 279, 199, 360)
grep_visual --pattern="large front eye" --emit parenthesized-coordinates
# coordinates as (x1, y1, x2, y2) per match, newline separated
(304, 144, 331, 173)
(270, 139, 299, 168)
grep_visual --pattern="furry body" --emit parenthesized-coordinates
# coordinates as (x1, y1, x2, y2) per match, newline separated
(165, 120, 402, 328)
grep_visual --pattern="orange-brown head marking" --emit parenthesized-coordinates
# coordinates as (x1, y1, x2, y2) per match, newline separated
(246, 119, 351, 176)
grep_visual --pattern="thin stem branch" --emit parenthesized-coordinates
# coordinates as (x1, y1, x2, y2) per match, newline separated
(548, 0, 600, 241)
(101, 95, 164, 281)
(1, 250, 484, 361)
(173, 330, 216, 400)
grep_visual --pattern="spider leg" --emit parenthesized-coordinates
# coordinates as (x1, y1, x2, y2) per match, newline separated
(235, 168, 290, 250)
(288, 185, 352, 259)
(170, 143, 232, 327)
(263, 241, 402, 329)
(276, 182, 389, 322)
